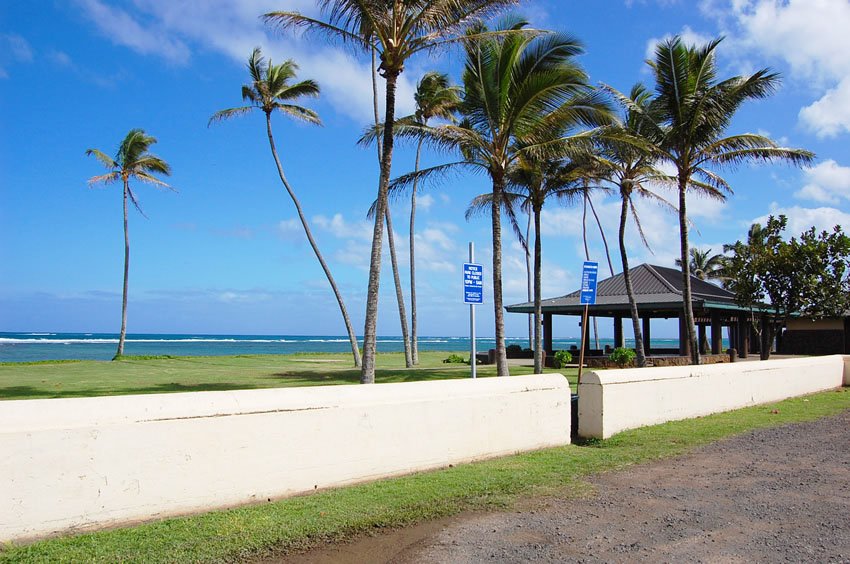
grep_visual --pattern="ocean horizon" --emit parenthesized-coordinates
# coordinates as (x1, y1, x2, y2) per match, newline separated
(0, 332, 702, 363)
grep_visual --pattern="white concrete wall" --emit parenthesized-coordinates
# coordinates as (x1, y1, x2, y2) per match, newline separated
(0, 374, 571, 542)
(578, 355, 848, 439)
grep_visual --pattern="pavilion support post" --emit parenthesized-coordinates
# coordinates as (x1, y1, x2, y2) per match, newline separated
(698, 323, 707, 355)
(737, 315, 749, 359)
(710, 311, 722, 354)
(750, 323, 760, 355)
(543, 313, 553, 354)
(760, 313, 770, 360)
(642, 316, 651, 356)
(678, 312, 689, 356)
(613, 315, 624, 349)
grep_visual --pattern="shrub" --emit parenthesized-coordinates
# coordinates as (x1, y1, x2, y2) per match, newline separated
(553, 350, 573, 369)
(505, 344, 523, 357)
(442, 353, 466, 364)
(609, 347, 636, 367)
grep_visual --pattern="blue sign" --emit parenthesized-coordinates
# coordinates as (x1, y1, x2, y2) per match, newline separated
(463, 263, 484, 304)
(580, 261, 599, 305)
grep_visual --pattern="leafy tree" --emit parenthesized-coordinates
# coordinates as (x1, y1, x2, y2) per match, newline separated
(643, 36, 814, 365)
(209, 48, 362, 368)
(264, 0, 518, 384)
(724, 215, 850, 359)
(389, 18, 612, 376)
(86, 129, 173, 359)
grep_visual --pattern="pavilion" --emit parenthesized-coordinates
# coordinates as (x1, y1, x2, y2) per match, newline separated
(506, 264, 768, 358)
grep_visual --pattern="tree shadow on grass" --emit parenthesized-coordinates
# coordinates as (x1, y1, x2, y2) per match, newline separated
(0, 382, 262, 401)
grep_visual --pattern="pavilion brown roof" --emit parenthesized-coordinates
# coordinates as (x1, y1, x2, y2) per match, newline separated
(506, 264, 740, 315)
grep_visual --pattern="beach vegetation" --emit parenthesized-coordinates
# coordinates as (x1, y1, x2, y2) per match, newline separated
(85, 129, 173, 360)
(724, 215, 850, 359)
(209, 48, 362, 370)
(643, 36, 815, 365)
(263, 0, 518, 385)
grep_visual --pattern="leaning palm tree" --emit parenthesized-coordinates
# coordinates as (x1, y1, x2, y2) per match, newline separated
(390, 19, 613, 376)
(675, 247, 727, 281)
(209, 48, 362, 368)
(264, 0, 518, 384)
(594, 84, 674, 367)
(86, 129, 172, 359)
(644, 36, 815, 364)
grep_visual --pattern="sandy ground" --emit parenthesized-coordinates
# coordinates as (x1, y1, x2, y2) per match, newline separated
(281, 408, 850, 563)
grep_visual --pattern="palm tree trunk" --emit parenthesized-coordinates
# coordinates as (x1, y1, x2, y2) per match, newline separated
(581, 190, 600, 350)
(362, 70, 400, 384)
(115, 178, 130, 360)
(492, 172, 510, 377)
(588, 195, 615, 277)
(385, 206, 412, 367)
(533, 207, 543, 374)
(619, 196, 646, 367)
(370, 48, 412, 368)
(409, 136, 423, 365)
(678, 178, 699, 365)
(264, 115, 362, 368)
(525, 212, 533, 350)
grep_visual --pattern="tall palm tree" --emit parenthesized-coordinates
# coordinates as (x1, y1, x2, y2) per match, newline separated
(408, 72, 461, 365)
(594, 84, 674, 367)
(86, 129, 172, 360)
(469, 157, 585, 373)
(209, 48, 362, 368)
(390, 19, 612, 376)
(265, 0, 518, 384)
(645, 36, 815, 364)
(675, 247, 727, 281)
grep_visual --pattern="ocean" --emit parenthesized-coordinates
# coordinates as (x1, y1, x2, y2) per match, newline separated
(0, 332, 689, 363)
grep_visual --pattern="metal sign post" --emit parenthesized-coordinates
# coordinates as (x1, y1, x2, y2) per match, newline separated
(463, 243, 483, 378)
(578, 261, 599, 386)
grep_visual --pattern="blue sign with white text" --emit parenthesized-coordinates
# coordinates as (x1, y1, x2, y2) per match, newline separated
(463, 263, 484, 304)
(580, 261, 599, 305)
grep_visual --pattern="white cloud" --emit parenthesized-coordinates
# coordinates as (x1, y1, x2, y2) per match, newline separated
(0, 33, 34, 78)
(75, 0, 190, 63)
(313, 213, 373, 241)
(72, 0, 416, 123)
(753, 202, 850, 237)
(418, 194, 435, 211)
(702, 0, 850, 138)
(795, 159, 850, 204)
(799, 78, 850, 138)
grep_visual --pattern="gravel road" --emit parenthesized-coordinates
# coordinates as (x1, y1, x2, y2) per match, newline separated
(286, 408, 850, 563)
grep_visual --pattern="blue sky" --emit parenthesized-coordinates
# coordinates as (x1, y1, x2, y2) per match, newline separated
(2, 0, 850, 339)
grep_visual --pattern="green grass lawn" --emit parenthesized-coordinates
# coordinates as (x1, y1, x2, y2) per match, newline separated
(2, 387, 847, 563)
(0, 351, 577, 400)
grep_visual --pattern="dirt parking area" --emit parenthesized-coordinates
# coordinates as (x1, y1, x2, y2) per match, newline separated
(287, 409, 850, 563)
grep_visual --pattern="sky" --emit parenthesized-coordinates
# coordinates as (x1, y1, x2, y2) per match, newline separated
(2, 0, 850, 340)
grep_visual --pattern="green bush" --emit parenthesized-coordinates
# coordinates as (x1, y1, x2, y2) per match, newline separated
(608, 347, 636, 367)
(553, 350, 573, 368)
(505, 344, 523, 356)
(442, 353, 467, 364)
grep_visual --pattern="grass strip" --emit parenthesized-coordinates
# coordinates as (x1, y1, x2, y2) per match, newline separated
(2, 388, 848, 563)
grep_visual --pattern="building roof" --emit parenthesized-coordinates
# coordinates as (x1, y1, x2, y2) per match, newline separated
(506, 264, 745, 316)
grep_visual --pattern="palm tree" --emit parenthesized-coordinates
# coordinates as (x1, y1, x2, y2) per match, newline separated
(675, 247, 727, 281)
(264, 0, 518, 384)
(390, 19, 612, 376)
(594, 84, 674, 367)
(408, 72, 461, 365)
(469, 157, 586, 373)
(86, 129, 172, 359)
(209, 48, 362, 368)
(645, 36, 815, 365)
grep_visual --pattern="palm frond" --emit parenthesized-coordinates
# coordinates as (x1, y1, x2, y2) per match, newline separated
(208, 106, 255, 127)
